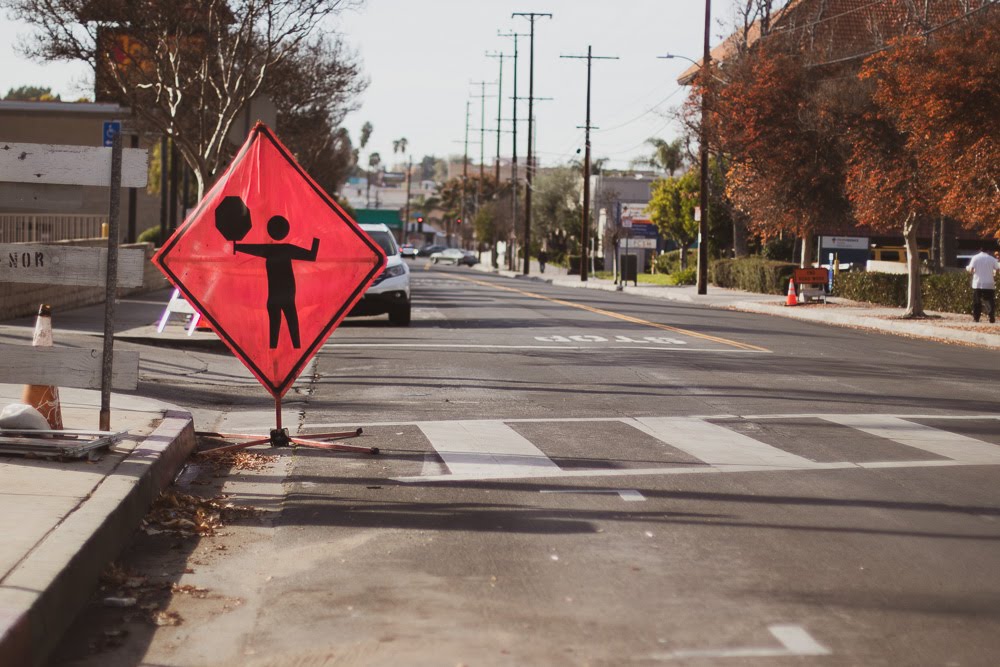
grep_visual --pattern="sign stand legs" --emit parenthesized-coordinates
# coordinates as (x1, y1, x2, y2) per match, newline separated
(197, 394, 377, 455)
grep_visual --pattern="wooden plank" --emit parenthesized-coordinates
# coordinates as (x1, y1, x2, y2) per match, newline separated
(0, 346, 139, 390)
(0, 182, 85, 213)
(0, 244, 144, 287)
(0, 142, 148, 188)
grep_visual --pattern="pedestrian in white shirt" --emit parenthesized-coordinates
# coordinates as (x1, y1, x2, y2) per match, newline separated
(966, 244, 1000, 323)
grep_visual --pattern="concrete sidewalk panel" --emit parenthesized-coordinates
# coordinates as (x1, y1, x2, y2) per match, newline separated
(0, 409, 196, 667)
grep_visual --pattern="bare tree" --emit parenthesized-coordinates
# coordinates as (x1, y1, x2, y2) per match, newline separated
(5, 0, 359, 197)
(267, 34, 366, 196)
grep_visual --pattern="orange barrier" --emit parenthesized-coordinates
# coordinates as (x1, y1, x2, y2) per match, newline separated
(21, 304, 63, 429)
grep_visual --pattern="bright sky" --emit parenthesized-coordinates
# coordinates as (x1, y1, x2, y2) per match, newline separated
(0, 1, 738, 171)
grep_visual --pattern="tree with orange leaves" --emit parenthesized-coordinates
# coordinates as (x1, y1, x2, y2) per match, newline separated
(859, 13, 999, 237)
(711, 39, 853, 263)
(847, 5, 999, 317)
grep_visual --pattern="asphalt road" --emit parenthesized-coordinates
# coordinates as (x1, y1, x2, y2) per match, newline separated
(53, 265, 1000, 666)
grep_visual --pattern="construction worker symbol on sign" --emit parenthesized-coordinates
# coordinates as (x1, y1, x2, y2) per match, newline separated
(216, 195, 319, 349)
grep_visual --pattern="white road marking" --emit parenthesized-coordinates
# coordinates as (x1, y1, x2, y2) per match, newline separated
(421, 453, 447, 477)
(534, 334, 688, 345)
(291, 413, 1000, 483)
(655, 624, 831, 660)
(327, 343, 759, 352)
(539, 489, 647, 501)
(417, 420, 562, 478)
(821, 414, 1000, 465)
(394, 460, 861, 483)
(633, 417, 819, 469)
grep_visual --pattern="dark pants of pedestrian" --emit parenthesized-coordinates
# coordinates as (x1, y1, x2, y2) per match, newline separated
(972, 288, 996, 323)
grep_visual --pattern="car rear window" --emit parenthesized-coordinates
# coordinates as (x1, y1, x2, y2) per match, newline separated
(368, 231, 398, 256)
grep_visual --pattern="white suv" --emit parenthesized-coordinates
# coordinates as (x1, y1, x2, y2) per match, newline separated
(350, 223, 411, 326)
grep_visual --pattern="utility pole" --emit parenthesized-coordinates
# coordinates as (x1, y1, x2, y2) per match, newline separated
(562, 45, 618, 282)
(513, 12, 551, 275)
(461, 99, 471, 248)
(403, 155, 412, 244)
(499, 30, 526, 271)
(698, 0, 712, 294)
(486, 52, 505, 185)
(470, 80, 493, 215)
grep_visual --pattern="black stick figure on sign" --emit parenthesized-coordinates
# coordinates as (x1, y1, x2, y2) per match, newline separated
(215, 196, 319, 349)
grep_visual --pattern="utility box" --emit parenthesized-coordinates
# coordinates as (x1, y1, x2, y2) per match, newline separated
(622, 253, 638, 285)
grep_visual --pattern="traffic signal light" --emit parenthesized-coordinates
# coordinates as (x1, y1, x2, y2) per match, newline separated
(456, 218, 462, 225)
(416, 216, 424, 224)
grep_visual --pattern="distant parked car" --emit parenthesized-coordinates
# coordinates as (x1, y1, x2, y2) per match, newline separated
(430, 248, 478, 266)
(348, 223, 411, 326)
(418, 243, 447, 257)
(400, 243, 418, 258)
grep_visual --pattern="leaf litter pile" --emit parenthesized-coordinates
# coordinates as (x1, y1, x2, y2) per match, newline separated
(195, 449, 279, 472)
(143, 490, 260, 536)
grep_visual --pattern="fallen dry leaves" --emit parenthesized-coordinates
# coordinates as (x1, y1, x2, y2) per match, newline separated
(194, 449, 279, 472)
(143, 491, 259, 537)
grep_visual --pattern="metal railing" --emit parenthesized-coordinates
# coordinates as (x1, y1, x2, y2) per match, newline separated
(0, 214, 107, 243)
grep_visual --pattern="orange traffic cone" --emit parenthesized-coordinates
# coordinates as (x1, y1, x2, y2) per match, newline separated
(21, 304, 63, 430)
(785, 278, 798, 307)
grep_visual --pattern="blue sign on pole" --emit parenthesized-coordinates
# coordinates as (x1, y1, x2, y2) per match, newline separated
(103, 121, 122, 147)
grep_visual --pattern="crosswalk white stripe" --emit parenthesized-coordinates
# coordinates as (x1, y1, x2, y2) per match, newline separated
(632, 417, 819, 469)
(820, 415, 1000, 465)
(417, 420, 562, 477)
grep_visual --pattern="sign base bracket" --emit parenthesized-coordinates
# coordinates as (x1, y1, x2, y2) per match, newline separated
(197, 396, 379, 456)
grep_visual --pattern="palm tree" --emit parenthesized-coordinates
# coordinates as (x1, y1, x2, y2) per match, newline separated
(646, 137, 685, 176)
(367, 151, 381, 206)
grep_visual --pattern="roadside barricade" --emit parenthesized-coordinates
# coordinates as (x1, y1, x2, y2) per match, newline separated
(793, 267, 829, 304)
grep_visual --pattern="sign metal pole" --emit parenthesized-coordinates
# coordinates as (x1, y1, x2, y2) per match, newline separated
(99, 133, 122, 431)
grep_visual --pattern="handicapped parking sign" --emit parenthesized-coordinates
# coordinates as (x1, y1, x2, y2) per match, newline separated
(102, 121, 121, 147)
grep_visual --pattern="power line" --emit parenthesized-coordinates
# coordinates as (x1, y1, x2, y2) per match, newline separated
(594, 86, 686, 134)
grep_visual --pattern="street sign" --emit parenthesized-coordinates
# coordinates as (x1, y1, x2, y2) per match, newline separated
(153, 123, 386, 397)
(102, 121, 121, 147)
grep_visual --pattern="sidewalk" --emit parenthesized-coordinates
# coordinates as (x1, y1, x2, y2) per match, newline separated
(473, 262, 1000, 350)
(0, 295, 196, 666)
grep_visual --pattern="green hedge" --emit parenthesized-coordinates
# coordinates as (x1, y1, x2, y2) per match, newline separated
(668, 266, 697, 285)
(833, 271, 973, 314)
(136, 226, 163, 246)
(710, 257, 796, 295)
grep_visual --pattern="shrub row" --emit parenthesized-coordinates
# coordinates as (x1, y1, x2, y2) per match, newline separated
(709, 257, 797, 295)
(833, 270, 973, 314)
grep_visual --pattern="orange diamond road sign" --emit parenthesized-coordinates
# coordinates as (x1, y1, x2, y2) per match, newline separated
(153, 123, 386, 397)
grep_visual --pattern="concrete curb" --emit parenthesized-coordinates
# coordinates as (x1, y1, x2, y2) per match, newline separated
(731, 300, 1000, 350)
(0, 409, 196, 667)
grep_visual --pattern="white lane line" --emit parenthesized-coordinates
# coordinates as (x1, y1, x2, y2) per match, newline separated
(302, 414, 1000, 430)
(394, 461, 864, 483)
(736, 413, 1000, 421)
(654, 624, 831, 660)
(821, 414, 1000, 465)
(539, 489, 647, 501)
(327, 343, 762, 352)
(633, 417, 819, 469)
(418, 420, 562, 478)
